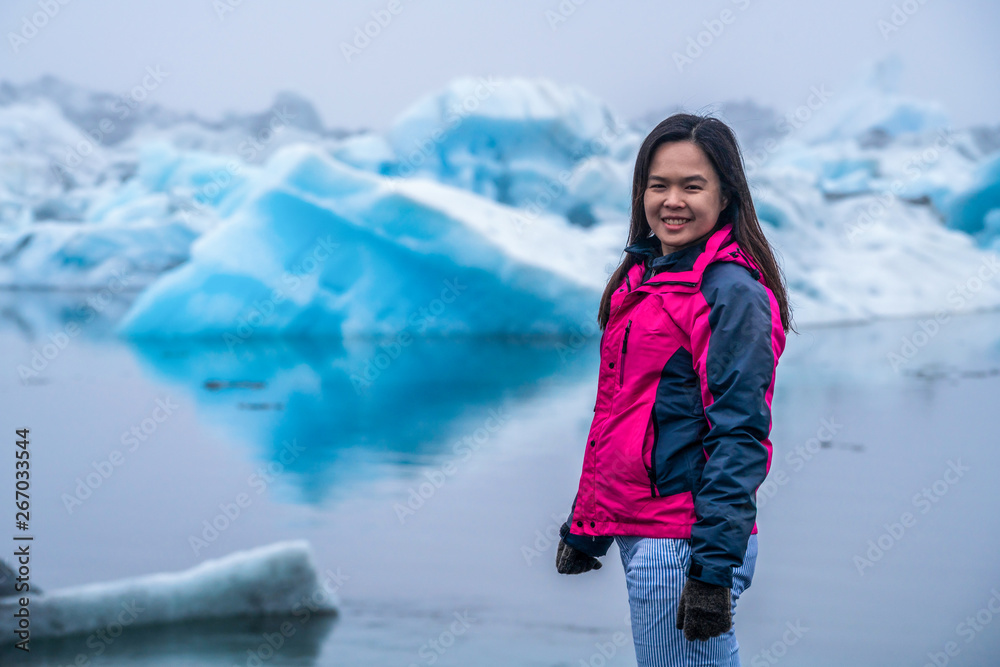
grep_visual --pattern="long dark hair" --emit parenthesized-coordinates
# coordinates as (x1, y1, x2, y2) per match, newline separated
(598, 113, 795, 334)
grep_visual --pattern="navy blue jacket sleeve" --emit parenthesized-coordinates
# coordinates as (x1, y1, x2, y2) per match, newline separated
(559, 492, 614, 558)
(687, 262, 777, 588)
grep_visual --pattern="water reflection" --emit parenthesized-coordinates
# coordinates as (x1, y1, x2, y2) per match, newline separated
(124, 335, 598, 505)
(0, 614, 338, 666)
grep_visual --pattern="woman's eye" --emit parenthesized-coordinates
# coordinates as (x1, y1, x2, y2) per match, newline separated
(686, 186, 701, 191)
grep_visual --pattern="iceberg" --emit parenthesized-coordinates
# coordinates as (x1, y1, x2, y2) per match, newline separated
(0, 540, 337, 642)
(748, 173, 1000, 322)
(2, 62, 1000, 332)
(371, 75, 639, 224)
(116, 144, 614, 338)
(0, 80, 349, 289)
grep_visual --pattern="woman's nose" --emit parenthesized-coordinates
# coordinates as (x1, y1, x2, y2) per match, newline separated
(662, 189, 684, 208)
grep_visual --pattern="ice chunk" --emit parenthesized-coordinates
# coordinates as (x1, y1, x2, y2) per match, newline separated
(0, 219, 198, 289)
(0, 540, 337, 641)
(944, 153, 1000, 246)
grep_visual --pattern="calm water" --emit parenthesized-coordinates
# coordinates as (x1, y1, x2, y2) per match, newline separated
(2, 292, 1000, 666)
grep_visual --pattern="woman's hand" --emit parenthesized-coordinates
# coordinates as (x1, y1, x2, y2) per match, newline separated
(675, 578, 732, 640)
(555, 538, 603, 574)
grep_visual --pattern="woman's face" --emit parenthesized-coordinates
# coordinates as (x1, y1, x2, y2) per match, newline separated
(643, 141, 729, 255)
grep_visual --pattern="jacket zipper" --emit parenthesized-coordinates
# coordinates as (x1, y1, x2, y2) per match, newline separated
(619, 319, 631, 386)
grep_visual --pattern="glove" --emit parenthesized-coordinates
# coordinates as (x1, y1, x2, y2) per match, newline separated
(675, 578, 732, 641)
(555, 538, 603, 574)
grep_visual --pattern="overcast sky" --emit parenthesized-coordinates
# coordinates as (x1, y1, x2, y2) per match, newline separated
(2, 0, 997, 132)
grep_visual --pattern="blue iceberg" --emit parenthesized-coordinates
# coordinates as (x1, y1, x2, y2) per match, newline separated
(116, 144, 609, 338)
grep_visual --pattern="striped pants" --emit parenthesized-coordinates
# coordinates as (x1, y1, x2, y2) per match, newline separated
(614, 534, 758, 667)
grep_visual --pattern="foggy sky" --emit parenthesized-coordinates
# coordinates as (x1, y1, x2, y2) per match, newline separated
(1, 0, 997, 132)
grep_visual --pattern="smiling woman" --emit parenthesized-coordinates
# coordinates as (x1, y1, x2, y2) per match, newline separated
(644, 142, 731, 255)
(556, 112, 795, 667)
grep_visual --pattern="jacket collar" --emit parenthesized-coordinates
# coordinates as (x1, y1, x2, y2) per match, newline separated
(625, 223, 763, 290)
(624, 224, 735, 283)
(625, 233, 708, 274)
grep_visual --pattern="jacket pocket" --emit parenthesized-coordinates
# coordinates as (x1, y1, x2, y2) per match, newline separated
(618, 319, 631, 387)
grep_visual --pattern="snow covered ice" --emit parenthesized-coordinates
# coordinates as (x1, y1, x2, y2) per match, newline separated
(1, 55, 999, 335)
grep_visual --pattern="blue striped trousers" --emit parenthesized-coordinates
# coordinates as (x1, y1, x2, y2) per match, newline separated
(614, 534, 758, 667)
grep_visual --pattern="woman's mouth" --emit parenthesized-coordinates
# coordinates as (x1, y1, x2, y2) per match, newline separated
(662, 216, 693, 226)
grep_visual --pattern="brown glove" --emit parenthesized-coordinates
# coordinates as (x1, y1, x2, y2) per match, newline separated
(675, 578, 731, 641)
(555, 538, 603, 574)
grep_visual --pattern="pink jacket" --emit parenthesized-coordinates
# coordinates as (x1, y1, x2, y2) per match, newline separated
(560, 222, 786, 587)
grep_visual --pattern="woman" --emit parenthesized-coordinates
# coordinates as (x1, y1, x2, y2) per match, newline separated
(555, 113, 794, 666)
